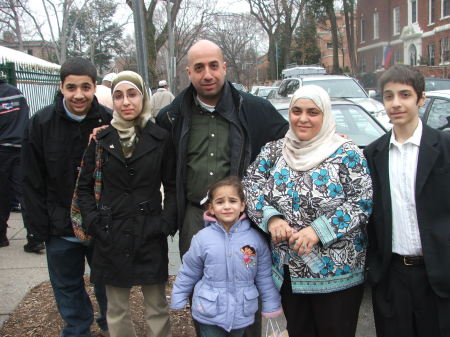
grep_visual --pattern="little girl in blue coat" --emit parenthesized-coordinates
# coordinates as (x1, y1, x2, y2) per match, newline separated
(170, 176, 282, 337)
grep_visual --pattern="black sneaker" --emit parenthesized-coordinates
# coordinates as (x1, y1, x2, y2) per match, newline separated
(24, 241, 45, 253)
(0, 238, 9, 247)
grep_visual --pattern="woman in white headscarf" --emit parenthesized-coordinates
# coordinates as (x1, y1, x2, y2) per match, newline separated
(243, 85, 373, 337)
(76, 71, 177, 337)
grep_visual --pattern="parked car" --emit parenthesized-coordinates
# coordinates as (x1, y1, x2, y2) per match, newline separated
(274, 74, 391, 129)
(424, 78, 450, 91)
(250, 85, 266, 94)
(253, 86, 277, 99)
(272, 98, 387, 148)
(266, 88, 281, 99)
(232, 83, 247, 92)
(419, 90, 450, 131)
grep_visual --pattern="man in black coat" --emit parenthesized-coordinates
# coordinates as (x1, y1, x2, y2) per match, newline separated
(364, 65, 450, 337)
(0, 73, 30, 248)
(22, 57, 111, 337)
(0, 74, 45, 252)
(157, 39, 288, 337)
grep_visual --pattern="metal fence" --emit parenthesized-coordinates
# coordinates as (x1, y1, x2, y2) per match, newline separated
(0, 60, 60, 116)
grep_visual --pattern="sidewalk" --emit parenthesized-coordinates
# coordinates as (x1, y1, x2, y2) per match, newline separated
(0, 213, 375, 336)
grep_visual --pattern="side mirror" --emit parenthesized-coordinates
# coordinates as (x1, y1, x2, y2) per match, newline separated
(368, 90, 376, 98)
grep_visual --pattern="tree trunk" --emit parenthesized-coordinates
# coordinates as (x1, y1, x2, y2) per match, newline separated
(268, 35, 277, 80)
(326, 2, 340, 73)
(343, 0, 357, 75)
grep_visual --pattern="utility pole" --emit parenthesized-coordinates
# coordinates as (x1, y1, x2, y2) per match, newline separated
(132, 0, 150, 87)
(165, 0, 176, 93)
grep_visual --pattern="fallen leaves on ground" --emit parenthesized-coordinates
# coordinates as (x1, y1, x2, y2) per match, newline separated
(0, 275, 195, 337)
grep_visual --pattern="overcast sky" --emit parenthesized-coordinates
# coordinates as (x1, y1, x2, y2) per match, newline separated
(29, 0, 251, 41)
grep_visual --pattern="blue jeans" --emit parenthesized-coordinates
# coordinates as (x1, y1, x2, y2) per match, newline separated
(198, 323, 246, 337)
(46, 236, 108, 337)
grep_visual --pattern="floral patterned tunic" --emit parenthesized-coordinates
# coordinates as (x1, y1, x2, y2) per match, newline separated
(242, 139, 373, 294)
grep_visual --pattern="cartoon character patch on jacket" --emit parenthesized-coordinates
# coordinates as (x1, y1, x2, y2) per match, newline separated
(241, 245, 256, 268)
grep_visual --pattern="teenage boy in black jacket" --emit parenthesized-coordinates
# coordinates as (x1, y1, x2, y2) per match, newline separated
(22, 57, 111, 337)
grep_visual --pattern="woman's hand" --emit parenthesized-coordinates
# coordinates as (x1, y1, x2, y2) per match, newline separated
(267, 216, 292, 243)
(289, 226, 319, 256)
(89, 125, 109, 142)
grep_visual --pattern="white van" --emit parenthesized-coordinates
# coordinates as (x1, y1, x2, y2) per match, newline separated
(281, 65, 326, 79)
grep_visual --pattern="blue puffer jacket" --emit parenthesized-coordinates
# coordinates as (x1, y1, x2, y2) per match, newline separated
(170, 213, 281, 332)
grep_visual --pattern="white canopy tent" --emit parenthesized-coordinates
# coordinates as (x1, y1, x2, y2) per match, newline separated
(0, 45, 60, 69)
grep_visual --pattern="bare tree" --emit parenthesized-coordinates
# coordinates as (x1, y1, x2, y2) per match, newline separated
(245, 0, 281, 80)
(206, 13, 261, 87)
(342, 0, 357, 74)
(126, 0, 182, 87)
(39, 0, 93, 64)
(156, 0, 217, 92)
(0, 0, 24, 50)
(245, 0, 305, 80)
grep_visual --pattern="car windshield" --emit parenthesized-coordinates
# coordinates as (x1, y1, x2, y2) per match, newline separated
(303, 79, 367, 98)
(278, 104, 385, 147)
(257, 88, 275, 97)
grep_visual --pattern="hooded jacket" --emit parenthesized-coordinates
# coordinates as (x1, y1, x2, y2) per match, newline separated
(156, 82, 289, 230)
(170, 213, 282, 331)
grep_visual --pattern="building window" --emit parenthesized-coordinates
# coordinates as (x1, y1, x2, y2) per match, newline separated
(360, 55, 366, 72)
(410, 0, 417, 23)
(374, 52, 382, 69)
(27, 49, 33, 55)
(429, 0, 436, 23)
(443, 0, 450, 17)
(373, 12, 379, 39)
(394, 50, 401, 64)
(441, 37, 449, 63)
(327, 42, 333, 49)
(428, 44, 435, 65)
(393, 7, 401, 35)
(360, 19, 366, 42)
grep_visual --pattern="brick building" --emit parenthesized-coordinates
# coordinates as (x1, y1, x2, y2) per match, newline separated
(356, 0, 450, 76)
(317, 12, 353, 73)
(1, 32, 57, 64)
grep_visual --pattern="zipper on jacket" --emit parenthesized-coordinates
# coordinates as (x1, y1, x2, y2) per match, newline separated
(235, 95, 246, 177)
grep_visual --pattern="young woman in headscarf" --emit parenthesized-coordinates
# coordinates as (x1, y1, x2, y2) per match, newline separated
(76, 71, 177, 337)
(242, 85, 373, 337)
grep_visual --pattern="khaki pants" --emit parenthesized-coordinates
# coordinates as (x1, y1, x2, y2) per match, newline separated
(105, 284, 172, 337)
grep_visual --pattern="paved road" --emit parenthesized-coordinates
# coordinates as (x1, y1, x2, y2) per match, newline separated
(0, 212, 376, 336)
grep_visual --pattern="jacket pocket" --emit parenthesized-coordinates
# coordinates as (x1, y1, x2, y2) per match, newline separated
(193, 288, 219, 318)
(243, 287, 259, 317)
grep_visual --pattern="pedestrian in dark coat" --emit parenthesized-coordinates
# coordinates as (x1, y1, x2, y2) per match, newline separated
(76, 71, 177, 337)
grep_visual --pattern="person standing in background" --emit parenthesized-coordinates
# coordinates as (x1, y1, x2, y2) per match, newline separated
(96, 73, 117, 110)
(151, 80, 174, 117)
(0, 72, 44, 253)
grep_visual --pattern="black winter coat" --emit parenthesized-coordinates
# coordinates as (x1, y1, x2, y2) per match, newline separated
(156, 82, 289, 230)
(22, 95, 112, 242)
(76, 122, 177, 287)
(0, 80, 29, 146)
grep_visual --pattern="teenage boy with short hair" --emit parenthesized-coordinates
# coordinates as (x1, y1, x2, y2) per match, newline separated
(364, 65, 450, 337)
(22, 57, 111, 337)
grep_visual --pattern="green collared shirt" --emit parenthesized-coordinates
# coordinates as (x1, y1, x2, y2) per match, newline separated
(186, 100, 230, 203)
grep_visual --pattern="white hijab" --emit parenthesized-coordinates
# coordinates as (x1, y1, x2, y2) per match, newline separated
(282, 85, 349, 171)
